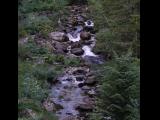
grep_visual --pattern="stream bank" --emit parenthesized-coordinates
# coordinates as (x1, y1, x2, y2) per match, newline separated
(40, 4, 104, 120)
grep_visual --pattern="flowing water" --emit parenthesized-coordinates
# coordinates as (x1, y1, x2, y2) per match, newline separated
(46, 5, 104, 120)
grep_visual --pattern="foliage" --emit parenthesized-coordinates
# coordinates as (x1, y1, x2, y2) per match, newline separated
(88, 0, 140, 57)
(18, 0, 69, 38)
(18, 60, 61, 119)
(18, 99, 57, 120)
(18, 0, 68, 14)
(18, 38, 49, 60)
(90, 54, 140, 120)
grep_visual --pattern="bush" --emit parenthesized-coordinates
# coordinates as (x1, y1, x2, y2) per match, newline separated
(18, 60, 59, 119)
(90, 54, 140, 120)
(18, 39, 50, 61)
(18, 0, 69, 38)
(88, 0, 140, 57)
(18, 61, 47, 100)
(18, 99, 57, 120)
(64, 57, 81, 66)
(19, 0, 68, 14)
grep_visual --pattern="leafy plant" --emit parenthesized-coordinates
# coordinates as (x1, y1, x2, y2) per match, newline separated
(90, 54, 140, 120)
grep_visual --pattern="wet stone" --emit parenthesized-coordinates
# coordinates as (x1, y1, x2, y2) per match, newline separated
(78, 83, 84, 88)
(71, 48, 84, 56)
(75, 75, 84, 81)
(73, 69, 87, 75)
(81, 86, 91, 90)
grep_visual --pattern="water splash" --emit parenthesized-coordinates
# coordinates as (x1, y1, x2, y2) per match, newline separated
(84, 20, 94, 27)
(67, 33, 81, 42)
(82, 45, 97, 57)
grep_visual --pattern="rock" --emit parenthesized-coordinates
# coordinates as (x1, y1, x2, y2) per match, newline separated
(54, 42, 68, 53)
(80, 31, 91, 40)
(83, 40, 93, 45)
(71, 41, 82, 48)
(43, 99, 64, 112)
(47, 77, 58, 84)
(71, 17, 78, 26)
(81, 86, 91, 90)
(82, 97, 94, 103)
(87, 89, 96, 96)
(66, 112, 73, 115)
(19, 109, 36, 118)
(19, 37, 29, 45)
(62, 116, 79, 120)
(42, 99, 54, 112)
(86, 72, 94, 77)
(64, 96, 71, 101)
(71, 48, 84, 56)
(75, 103, 93, 111)
(45, 41, 55, 52)
(78, 83, 84, 88)
(73, 69, 87, 75)
(75, 75, 84, 81)
(49, 32, 69, 42)
(54, 103, 64, 110)
(75, 97, 94, 111)
(84, 76, 97, 85)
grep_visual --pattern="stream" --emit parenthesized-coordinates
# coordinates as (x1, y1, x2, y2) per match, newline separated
(42, 5, 104, 120)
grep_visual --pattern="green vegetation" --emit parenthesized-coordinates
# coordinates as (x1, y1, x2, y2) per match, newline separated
(18, 0, 69, 38)
(90, 54, 140, 120)
(18, 37, 81, 119)
(18, 0, 140, 120)
(18, 0, 70, 119)
(18, 57, 63, 119)
(88, 0, 140, 57)
(87, 0, 140, 119)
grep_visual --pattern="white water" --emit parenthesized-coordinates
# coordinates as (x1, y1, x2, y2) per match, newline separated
(84, 20, 94, 27)
(82, 45, 97, 57)
(67, 33, 81, 42)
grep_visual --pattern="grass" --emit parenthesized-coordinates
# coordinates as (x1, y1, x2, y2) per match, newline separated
(89, 53, 140, 120)
(88, 0, 140, 57)
(18, 0, 69, 38)
(18, 1, 140, 120)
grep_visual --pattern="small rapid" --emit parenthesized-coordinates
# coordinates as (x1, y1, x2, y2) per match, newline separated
(43, 5, 104, 120)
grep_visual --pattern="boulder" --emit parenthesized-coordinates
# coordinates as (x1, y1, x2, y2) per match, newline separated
(83, 40, 93, 45)
(84, 76, 97, 85)
(86, 72, 94, 77)
(80, 31, 91, 40)
(42, 99, 54, 112)
(87, 89, 96, 96)
(71, 41, 82, 49)
(73, 69, 87, 75)
(54, 103, 64, 110)
(78, 83, 84, 88)
(19, 109, 36, 118)
(75, 75, 85, 81)
(49, 32, 69, 42)
(71, 17, 78, 26)
(81, 86, 91, 90)
(71, 48, 84, 56)
(43, 99, 63, 111)
(75, 103, 93, 111)
(54, 42, 68, 53)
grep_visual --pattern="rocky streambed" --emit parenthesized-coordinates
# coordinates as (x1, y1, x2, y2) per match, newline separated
(39, 5, 103, 120)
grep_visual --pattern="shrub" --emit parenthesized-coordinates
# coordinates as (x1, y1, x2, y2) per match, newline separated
(18, 99, 57, 120)
(90, 54, 140, 120)
(88, 0, 140, 57)
(64, 57, 81, 66)
(19, 0, 68, 14)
